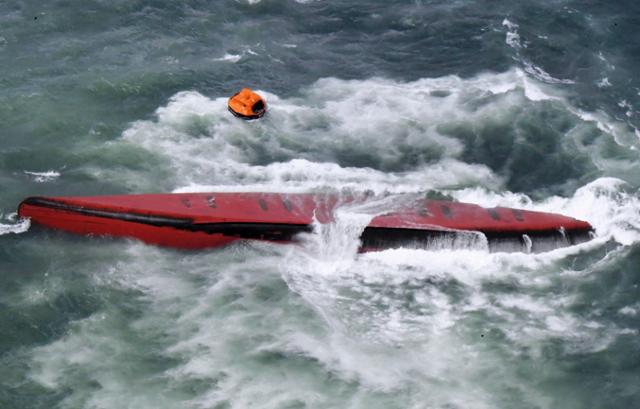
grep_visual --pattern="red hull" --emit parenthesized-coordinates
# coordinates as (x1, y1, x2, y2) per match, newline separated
(18, 192, 593, 252)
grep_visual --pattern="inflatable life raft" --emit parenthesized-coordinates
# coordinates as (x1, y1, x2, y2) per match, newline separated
(228, 88, 266, 120)
(18, 192, 594, 253)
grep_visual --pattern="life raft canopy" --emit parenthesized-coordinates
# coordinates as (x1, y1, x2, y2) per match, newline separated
(228, 88, 266, 120)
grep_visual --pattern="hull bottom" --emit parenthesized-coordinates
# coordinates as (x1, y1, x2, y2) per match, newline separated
(18, 193, 595, 253)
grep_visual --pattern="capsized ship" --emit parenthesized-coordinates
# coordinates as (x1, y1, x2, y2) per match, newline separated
(18, 192, 593, 252)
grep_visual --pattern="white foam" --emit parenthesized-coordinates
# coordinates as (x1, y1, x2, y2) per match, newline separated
(597, 51, 616, 71)
(523, 61, 575, 85)
(502, 19, 522, 49)
(569, 108, 634, 148)
(503, 19, 576, 86)
(122, 70, 588, 193)
(518, 69, 560, 101)
(619, 305, 639, 316)
(271, 209, 626, 402)
(24, 170, 60, 183)
(618, 99, 634, 118)
(597, 77, 612, 88)
(0, 213, 30, 235)
(171, 157, 500, 196)
(214, 53, 242, 63)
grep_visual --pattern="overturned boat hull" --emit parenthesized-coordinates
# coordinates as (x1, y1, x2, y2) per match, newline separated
(18, 192, 593, 252)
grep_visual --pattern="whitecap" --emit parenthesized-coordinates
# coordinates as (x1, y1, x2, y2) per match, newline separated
(213, 53, 242, 63)
(502, 18, 522, 49)
(0, 214, 30, 235)
(597, 77, 612, 88)
(503, 19, 575, 85)
(618, 99, 634, 118)
(619, 305, 639, 316)
(24, 170, 61, 183)
(523, 61, 575, 85)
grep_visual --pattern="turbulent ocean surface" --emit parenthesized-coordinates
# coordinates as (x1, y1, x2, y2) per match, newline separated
(2, 1, 640, 408)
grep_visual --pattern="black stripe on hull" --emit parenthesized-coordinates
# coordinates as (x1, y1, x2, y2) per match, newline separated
(21, 197, 193, 227)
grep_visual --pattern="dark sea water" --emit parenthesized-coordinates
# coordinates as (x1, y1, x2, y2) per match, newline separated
(1, 1, 640, 408)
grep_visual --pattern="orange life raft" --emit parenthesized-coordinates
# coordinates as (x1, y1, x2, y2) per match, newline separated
(228, 88, 266, 120)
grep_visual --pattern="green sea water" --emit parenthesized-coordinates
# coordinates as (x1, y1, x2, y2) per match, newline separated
(1, 1, 639, 408)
